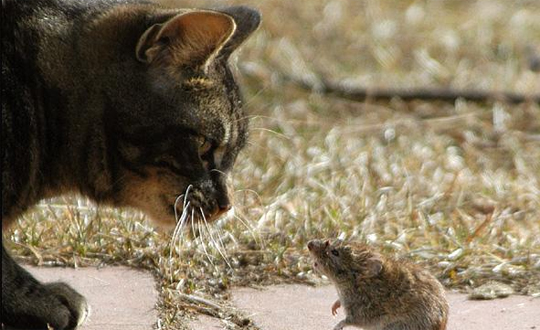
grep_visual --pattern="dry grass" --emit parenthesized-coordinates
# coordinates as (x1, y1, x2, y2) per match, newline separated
(5, 0, 540, 329)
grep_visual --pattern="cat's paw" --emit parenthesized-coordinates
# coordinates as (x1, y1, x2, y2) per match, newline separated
(3, 282, 89, 330)
(45, 282, 90, 329)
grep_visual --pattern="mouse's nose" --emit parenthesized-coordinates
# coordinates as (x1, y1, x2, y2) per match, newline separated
(307, 240, 314, 251)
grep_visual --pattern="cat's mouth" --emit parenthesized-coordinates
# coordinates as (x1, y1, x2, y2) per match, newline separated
(168, 188, 231, 227)
(171, 203, 227, 224)
(146, 179, 233, 229)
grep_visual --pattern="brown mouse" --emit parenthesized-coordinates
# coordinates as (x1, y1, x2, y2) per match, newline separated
(308, 239, 449, 330)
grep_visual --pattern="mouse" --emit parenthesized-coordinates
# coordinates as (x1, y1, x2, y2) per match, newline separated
(308, 239, 449, 330)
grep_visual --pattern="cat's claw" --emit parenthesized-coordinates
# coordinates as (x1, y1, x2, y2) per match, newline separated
(45, 282, 90, 329)
(3, 282, 89, 330)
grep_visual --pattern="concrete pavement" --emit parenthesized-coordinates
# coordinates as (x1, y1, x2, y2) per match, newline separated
(17, 267, 540, 330)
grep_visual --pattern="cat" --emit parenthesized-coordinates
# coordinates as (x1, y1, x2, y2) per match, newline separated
(1, 0, 260, 328)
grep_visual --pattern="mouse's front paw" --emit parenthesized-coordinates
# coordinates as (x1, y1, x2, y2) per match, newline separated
(333, 319, 346, 330)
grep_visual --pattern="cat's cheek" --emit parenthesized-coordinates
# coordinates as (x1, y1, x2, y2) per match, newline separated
(117, 170, 185, 227)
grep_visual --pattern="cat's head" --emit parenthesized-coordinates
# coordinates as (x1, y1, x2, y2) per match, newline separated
(105, 6, 260, 227)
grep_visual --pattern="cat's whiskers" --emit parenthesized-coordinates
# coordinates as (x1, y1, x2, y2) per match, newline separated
(174, 185, 193, 226)
(169, 184, 194, 261)
(183, 185, 193, 208)
(242, 136, 287, 154)
(242, 85, 269, 108)
(171, 202, 189, 247)
(190, 207, 197, 237)
(167, 184, 242, 270)
(209, 168, 228, 177)
(234, 188, 263, 204)
(232, 188, 264, 232)
(250, 127, 290, 140)
(169, 195, 183, 260)
(194, 210, 216, 269)
(173, 194, 185, 225)
(169, 197, 190, 263)
(237, 114, 272, 122)
(168, 196, 188, 281)
(234, 115, 255, 123)
(245, 140, 263, 149)
(234, 113, 267, 123)
(216, 222, 236, 253)
(178, 185, 193, 230)
(200, 207, 232, 269)
(232, 211, 264, 248)
(177, 205, 189, 249)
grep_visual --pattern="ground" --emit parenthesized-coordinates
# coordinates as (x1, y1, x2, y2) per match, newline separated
(4, 0, 540, 329)
(23, 266, 540, 329)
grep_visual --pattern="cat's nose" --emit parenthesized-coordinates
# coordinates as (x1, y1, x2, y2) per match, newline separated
(218, 201, 232, 213)
(205, 196, 232, 221)
(217, 195, 232, 212)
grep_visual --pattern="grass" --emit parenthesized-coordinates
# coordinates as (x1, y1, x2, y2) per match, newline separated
(5, 0, 540, 329)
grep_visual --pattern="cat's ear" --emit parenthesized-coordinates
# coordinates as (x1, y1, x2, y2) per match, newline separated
(216, 6, 261, 58)
(136, 10, 236, 68)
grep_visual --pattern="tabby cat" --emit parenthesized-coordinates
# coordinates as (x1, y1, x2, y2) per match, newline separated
(1, 0, 260, 328)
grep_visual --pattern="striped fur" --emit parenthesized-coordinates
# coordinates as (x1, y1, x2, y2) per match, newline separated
(2, 0, 260, 328)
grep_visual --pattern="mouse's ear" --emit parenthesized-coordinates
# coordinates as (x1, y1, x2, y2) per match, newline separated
(365, 256, 383, 277)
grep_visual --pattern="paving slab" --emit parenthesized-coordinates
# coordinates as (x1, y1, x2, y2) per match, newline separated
(26, 265, 158, 330)
(16, 267, 540, 330)
(187, 314, 224, 330)
(226, 284, 540, 330)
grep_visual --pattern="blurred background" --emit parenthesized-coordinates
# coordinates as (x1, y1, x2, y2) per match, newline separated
(6, 1, 540, 328)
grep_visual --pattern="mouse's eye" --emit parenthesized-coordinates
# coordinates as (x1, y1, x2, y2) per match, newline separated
(331, 249, 339, 257)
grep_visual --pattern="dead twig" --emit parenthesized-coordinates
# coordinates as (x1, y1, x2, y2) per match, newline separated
(177, 293, 222, 311)
(246, 67, 540, 105)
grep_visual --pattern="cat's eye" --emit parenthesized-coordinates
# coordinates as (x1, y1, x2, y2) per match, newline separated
(331, 249, 339, 257)
(198, 136, 212, 155)
(154, 156, 181, 172)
